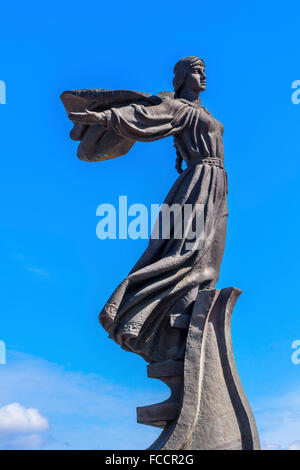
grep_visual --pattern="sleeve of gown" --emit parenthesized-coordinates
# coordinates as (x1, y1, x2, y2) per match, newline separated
(105, 98, 189, 142)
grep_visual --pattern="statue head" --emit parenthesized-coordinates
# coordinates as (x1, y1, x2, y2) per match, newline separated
(173, 56, 206, 98)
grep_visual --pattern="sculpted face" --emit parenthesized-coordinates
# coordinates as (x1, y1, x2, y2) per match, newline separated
(185, 63, 206, 93)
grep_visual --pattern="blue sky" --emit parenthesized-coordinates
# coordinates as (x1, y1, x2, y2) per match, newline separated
(0, 0, 300, 449)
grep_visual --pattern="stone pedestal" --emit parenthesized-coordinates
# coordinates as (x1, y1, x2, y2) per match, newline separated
(137, 288, 260, 450)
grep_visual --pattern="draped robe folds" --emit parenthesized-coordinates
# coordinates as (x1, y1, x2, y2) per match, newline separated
(99, 96, 228, 363)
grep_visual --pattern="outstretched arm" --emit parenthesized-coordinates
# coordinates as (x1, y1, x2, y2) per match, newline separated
(69, 99, 188, 143)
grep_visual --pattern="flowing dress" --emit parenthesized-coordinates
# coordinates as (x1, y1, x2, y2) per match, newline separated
(99, 96, 228, 363)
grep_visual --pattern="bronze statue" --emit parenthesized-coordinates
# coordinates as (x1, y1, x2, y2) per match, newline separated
(61, 57, 260, 450)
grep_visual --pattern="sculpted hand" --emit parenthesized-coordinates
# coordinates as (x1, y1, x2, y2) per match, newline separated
(68, 109, 106, 125)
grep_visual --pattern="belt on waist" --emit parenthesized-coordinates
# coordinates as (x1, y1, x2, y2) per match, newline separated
(189, 157, 224, 169)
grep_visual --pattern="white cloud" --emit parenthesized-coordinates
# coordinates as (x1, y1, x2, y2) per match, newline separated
(261, 443, 282, 450)
(254, 387, 300, 450)
(26, 267, 50, 277)
(0, 351, 164, 449)
(288, 441, 300, 450)
(0, 403, 49, 434)
(2, 350, 299, 450)
(261, 441, 300, 451)
(1, 433, 47, 450)
(14, 254, 50, 277)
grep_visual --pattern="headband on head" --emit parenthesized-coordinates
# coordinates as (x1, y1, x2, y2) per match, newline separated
(190, 59, 204, 68)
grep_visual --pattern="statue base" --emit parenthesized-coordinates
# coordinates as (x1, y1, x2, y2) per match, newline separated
(137, 287, 260, 450)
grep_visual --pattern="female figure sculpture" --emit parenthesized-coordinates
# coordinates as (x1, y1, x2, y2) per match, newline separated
(62, 57, 260, 450)
(68, 56, 227, 362)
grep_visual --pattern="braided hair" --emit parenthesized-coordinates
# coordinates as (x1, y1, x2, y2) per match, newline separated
(173, 56, 205, 174)
(175, 147, 183, 174)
